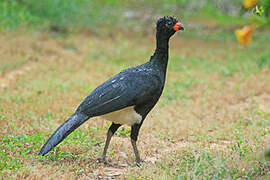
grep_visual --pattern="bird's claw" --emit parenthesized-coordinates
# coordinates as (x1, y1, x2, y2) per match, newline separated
(136, 159, 144, 167)
(97, 156, 105, 162)
(97, 156, 114, 166)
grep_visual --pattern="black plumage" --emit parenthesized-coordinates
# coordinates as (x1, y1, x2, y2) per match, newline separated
(39, 16, 184, 166)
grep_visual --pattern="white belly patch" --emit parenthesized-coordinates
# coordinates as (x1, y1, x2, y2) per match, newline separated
(101, 106, 142, 126)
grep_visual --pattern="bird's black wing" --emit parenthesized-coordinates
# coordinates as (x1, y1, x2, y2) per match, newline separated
(76, 68, 160, 117)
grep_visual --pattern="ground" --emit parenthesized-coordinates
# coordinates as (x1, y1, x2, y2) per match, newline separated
(0, 23, 270, 179)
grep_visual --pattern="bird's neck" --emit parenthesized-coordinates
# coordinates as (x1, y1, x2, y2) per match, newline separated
(151, 34, 169, 72)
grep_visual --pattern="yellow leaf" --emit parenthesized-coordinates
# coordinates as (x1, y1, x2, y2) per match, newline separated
(235, 25, 255, 46)
(243, 0, 258, 9)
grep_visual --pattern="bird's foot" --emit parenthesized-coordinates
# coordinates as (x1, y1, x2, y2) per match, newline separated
(97, 156, 114, 166)
(135, 159, 144, 167)
(96, 156, 105, 163)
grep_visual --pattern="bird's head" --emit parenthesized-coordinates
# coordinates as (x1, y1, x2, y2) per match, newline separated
(156, 16, 184, 38)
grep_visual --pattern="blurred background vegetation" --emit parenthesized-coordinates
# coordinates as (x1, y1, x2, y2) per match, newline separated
(1, 0, 270, 71)
(0, 0, 269, 31)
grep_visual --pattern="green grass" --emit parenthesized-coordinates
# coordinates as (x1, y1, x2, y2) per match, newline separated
(258, 53, 270, 69)
(158, 148, 270, 179)
(0, 128, 102, 174)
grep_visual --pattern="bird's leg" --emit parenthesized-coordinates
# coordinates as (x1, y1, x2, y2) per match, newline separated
(131, 124, 143, 167)
(131, 139, 141, 166)
(97, 123, 121, 165)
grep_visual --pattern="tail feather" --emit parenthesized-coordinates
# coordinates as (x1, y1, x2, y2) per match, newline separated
(38, 112, 89, 156)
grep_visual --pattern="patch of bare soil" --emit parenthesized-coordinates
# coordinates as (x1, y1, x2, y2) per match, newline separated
(0, 62, 36, 88)
(254, 93, 270, 114)
(230, 93, 270, 114)
(143, 138, 233, 163)
(90, 134, 232, 179)
(0, 32, 63, 89)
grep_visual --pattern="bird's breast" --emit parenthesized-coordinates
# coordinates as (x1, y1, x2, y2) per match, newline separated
(101, 106, 142, 126)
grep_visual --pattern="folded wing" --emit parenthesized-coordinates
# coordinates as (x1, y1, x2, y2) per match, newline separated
(76, 70, 160, 117)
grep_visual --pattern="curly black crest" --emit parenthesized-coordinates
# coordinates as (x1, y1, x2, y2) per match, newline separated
(157, 16, 178, 27)
(156, 16, 179, 35)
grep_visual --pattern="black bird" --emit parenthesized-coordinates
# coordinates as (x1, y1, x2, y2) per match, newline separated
(39, 16, 184, 166)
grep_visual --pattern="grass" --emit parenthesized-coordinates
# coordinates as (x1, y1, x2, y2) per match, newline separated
(0, 1, 270, 178)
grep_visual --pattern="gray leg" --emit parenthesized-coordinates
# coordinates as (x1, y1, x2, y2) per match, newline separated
(98, 123, 121, 164)
(131, 124, 142, 166)
(131, 139, 141, 165)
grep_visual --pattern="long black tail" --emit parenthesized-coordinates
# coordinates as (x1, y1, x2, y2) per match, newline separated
(38, 112, 89, 156)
